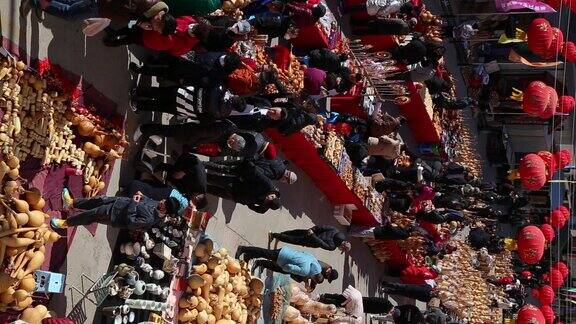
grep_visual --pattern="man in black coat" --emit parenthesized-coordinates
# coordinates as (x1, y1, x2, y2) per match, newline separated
(204, 157, 297, 183)
(248, 12, 295, 38)
(51, 192, 180, 230)
(269, 225, 351, 252)
(207, 162, 282, 213)
(416, 208, 464, 224)
(128, 52, 242, 87)
(135, 119, 238, 148)
(227, 98, 316, 135)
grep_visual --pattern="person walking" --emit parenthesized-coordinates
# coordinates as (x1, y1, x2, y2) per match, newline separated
(269, 225, 352, 252)
(416, 208, 464, 224)
(204, 157, 296, 183)
(207, 163, 282, 213)
(380, 281, 437, 302)
(235, 245, 338, 290)
(50, 189, 180, 230)
(129, 85, 244, 123)
(348, 223, 415, 240)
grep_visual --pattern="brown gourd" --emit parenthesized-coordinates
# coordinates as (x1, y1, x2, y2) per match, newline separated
(18, 250, 45, 279)
(19, 274, 36, 292)
(0, 237, 35, 247)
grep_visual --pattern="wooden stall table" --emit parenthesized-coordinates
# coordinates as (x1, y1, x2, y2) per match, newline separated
(396, 81, 441, 143)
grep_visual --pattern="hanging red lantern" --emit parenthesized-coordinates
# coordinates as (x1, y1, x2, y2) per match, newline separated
(518, 153, 548, 190)
(523, 81, 552, 116)
(547, 269, 564, 289)
(551, 261, 569, 279)
(540, 305, 555, 324)
(549, 209, 566, 229)
(539, 224, 555, 243)
(558, 205, 570, 219)
(563, 41, 576, 62)
(517, 304, 546, 324)
(537, 151, 557, 178)
(558, 95, 575, 113)
(538, 285, 555, 305)
(542, 28, 564, 59)
(528, 19, 554, 57)
(538, 86, 558, 119)
(553, 149, 572, 169)
(517, 225, 546, 264)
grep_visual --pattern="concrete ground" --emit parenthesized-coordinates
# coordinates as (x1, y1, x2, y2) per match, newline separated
(0, 1, 414, 323)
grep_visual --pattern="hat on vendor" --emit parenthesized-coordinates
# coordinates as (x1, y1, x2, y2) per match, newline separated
(230, 20, 252, 35)
(283, 170, 298, 184)
(142, 2, 169, 19)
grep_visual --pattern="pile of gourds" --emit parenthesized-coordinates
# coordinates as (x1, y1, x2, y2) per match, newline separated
(0, 56, 126, 198)
(0, 153, 60, 316)
(286, 283, 337, 322)
(178, 242, 264, 323)
(436, 240, 506, 323)
(0, 57, 85, 168)
(255, 48, 305, 95)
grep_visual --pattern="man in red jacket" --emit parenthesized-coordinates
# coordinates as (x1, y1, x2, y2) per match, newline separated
(140, 14, 199, 56)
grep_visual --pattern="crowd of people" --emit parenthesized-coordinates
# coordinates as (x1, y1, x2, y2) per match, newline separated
(21, 0, 570, 322)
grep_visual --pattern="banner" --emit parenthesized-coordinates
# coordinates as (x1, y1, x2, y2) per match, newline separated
(495, 0, 556, 12)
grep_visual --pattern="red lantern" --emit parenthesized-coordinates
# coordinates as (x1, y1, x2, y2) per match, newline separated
(563, 41, 576, 62)
(538, 86, 558, 119)
(553, 149, 572, 169)
(542, 28, 564, 59)
(539, 224, 555, 242)
(547, 269, 564, 289)
(540, 305, 555, 324)
(523, 81, 552, 116)
(538, 285, 555, 305)
(519, 153, 548, 190)
(537, 151, 557, 178)
(528, 19, 553, 57)
(558, 95, 575, 113)
(549, 209, 566, 229)
(517, 304, 546, 324)
(552, 261, 569, 279)
(558, 205, 570, 221)
(517, 225, 546, 264)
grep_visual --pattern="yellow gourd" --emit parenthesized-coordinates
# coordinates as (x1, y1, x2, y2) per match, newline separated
(0, 161, 9, 182)
(14, 213, 28, 226)
(83, 142, 104, 158)
(27, 210, 46, 227)
(226, 259, 241, 274)
(215, 320, 235, 324)
(13, 289, 29, 301)
(14, 296, 33, 310)
(8, 168, 19, 180)
(193, 263, 208, 275)
(207, 256, 220, 270)
(13, 198, 29, 213)
(20, 306, 44, 324)
(18, 251, 45, 279)
(197, 310, 209, 324)
(31, 198, 45, 211)
(0, 287, 15, 304)
(208, 314, 216, 324)
(6, 155, 19, 169)
(0, 237, 35, 247)
(188, 274, 205, 290)
(19, 275, 36, 292)
(25, 188, 41, 206)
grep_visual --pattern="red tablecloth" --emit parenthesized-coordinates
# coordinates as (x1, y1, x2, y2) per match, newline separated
(266, 129, 379, 226)
(329, 82, 367, 118)
(396, 81, 441, 143)
(290, 23, 330, 51)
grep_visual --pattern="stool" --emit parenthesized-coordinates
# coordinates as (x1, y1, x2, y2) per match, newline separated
(35, 270, 65, 293)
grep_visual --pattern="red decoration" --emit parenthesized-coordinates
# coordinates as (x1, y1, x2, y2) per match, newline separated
(528, 19, 554, 57)
(517, 225, 546, 264)
(558, 205, 570, 219)
(542, 28, 564, 59)
(523, 81, 552, 116)
(558, 95, 575, 113)
(400, 265, 438, 284)
(520, 270, 533, 279)
(539, 224, 555, 242)
(538, 285, 555, 305)
(538, 86, 558, 119)
(563, 41, 576, 62)
(553, 149, 572, 169)
(547, 269, 564, 289)
(540, 305, 555, 324)
(517, 304, 546, 324)
(552, 261, 569, 279)
(549, 209, 566, 229)
(519, 153, 548, 190)
(537, 151, 557, 179)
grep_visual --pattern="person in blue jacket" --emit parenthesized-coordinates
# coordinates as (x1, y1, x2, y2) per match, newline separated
(235, 245, 338, 291)
(50, 189, 180, 230)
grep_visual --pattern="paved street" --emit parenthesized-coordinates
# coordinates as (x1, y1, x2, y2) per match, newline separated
(0, 1, 412, 322)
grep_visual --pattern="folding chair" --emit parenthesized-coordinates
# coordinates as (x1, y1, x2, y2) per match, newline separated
(67, 271, 118, 323)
